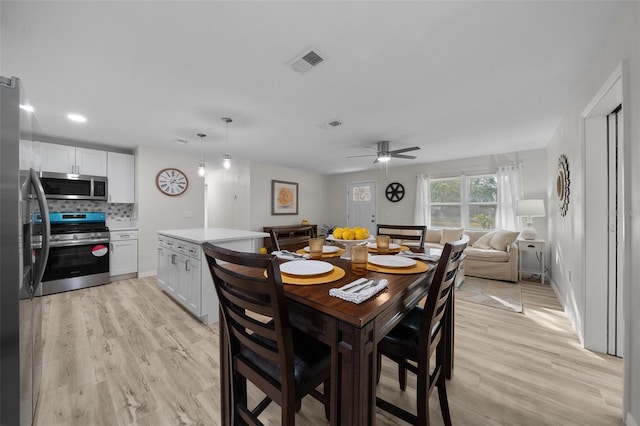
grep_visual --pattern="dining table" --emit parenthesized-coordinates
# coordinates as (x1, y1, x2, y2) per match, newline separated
(217, 248, 451, 426)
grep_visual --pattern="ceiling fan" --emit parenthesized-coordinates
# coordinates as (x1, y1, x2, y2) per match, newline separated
(347, 140, 420, 163)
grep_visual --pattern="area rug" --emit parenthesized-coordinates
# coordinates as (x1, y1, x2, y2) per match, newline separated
(455, 277, 523, 313)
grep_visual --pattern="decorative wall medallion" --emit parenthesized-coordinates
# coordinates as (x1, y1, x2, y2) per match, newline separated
(556, 155, 570, 216)
(385, 182, 405, 202)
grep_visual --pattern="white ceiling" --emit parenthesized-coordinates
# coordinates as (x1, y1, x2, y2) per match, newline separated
(1, 1, 623, 175)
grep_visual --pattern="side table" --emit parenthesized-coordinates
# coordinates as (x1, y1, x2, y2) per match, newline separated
(517, 239, 545, 284)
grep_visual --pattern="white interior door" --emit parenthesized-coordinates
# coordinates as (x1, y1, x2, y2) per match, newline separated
(347, 181, 376, 236)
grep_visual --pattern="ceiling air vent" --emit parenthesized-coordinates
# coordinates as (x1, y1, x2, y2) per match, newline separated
(288, 47, 327, 75)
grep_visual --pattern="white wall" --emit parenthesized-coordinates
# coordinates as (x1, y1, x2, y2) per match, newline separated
(545, 3, 639, 424)
(205, 159, 251, 230)
(136, 145, 205, 276)
(249, 161, 331, 232)
(327, 148, 547, 237)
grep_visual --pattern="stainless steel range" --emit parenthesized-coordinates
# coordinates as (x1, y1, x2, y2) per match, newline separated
(34, 212, 110, 295)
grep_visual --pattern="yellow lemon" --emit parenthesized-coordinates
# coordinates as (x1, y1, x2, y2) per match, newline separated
(342, 230, 355, 240)
(355, 229, 368, 240)
(333, 228, 343, 239)
(343, 227, 352, 234)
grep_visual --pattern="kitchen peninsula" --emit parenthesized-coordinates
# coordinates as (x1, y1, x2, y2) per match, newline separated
(157, 228, 268, 324)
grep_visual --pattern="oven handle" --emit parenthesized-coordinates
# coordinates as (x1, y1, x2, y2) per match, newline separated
(48, 238, 110, 248)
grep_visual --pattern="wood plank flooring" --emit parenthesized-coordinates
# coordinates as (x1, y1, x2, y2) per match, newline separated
(34, 277, 623, 425)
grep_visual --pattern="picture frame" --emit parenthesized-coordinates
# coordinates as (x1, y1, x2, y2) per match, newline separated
(271, 180, 298, 215)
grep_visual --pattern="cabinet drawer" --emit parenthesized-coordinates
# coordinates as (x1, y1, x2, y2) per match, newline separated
(111, 230, 138, 241)
(518, 241, 543, 252)
(175, 241, 201, 260)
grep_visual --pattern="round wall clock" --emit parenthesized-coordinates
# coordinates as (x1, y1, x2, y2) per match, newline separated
(385, 182, 405, 202)
(156, 168, 189, 196)
(557, 155, 570, 216)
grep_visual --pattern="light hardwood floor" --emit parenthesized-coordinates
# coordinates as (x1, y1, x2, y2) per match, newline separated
(34, 277, 623, 425)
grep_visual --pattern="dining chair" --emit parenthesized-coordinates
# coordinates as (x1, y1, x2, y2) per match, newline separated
(375, 235, 469, 426)
(376, 224, 427, 248)
(202, 243, 331, 425)
(269, 225, 316, 252)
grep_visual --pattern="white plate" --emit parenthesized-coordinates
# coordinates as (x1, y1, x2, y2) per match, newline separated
(366, 242, 401, 250)
(368, 255, 416, 268)
(303, 245, 340, 254)
(326, 236, 369, 244)
(280, 260, 334, 276)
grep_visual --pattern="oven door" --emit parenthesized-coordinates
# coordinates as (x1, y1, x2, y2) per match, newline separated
(40, 241, 110, 295)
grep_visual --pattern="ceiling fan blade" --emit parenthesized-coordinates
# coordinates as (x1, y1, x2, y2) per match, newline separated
(389, 146, 420, 155)
(390, 153, 417, 159)
(347, 154, 378, 159)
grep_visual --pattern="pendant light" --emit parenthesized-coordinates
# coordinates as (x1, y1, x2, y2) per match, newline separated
(222, 117, 232, 170)
(197, 133, 206, 177)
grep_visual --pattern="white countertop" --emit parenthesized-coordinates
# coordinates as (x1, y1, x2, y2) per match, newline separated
(158, 227, 269, 244)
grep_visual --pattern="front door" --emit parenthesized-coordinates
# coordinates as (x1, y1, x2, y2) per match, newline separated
(347, 181, 376, 236)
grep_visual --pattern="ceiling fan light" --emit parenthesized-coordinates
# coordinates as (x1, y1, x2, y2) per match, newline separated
(378, 154, 391, 162)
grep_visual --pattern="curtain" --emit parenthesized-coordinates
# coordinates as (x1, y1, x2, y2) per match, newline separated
(413, 174, 430, 226)
(495, 165, 523, 231)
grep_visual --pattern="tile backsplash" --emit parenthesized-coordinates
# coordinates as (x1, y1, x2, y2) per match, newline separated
(48, 200, 134, 221)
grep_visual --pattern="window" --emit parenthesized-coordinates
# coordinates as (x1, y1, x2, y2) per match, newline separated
(429, 174, 497, 229)
(352, 185, 371, 202)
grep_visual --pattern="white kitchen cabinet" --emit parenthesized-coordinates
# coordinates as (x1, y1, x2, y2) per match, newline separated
(107, 152, 135, 203)
(38, 142, 107, 176)
(110, 230, 138, 280)
(157, 228, 268, 325)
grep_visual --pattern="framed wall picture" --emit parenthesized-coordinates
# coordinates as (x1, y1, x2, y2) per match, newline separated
(271, 180, 298, 215)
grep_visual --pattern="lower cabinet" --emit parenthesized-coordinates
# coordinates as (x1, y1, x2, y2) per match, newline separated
(110, 230, 138, 280)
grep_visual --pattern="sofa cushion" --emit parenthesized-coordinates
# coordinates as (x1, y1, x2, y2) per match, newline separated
(424, 242, 444, 250)
(464, 230, 487, 246)
(472, 231, 496, 249)
(440, 228, 464, 245)
(464, 247, 510, 262)
(489, 230, 520, 251)
(426, 229, 442, 243)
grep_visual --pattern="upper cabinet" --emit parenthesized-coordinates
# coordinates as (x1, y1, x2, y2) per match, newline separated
(37, 142, 107, 176)
(107, 152, 135, 204)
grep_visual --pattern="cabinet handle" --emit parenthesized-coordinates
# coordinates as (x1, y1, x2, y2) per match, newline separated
(527, 244, 535, 248)
(171, 254, 177, 265)
(110, 243, 113, 251)
(185, 260, 191, 271)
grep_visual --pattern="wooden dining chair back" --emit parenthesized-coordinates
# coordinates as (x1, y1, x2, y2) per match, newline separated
(376, 224, 427, 248)
(376, 235, 469, 426)
(202, 243, 331, 425)
(269, 225, 316, 252)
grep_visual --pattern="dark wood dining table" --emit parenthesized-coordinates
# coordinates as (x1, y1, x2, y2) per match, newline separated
(218, 254, 449, 425)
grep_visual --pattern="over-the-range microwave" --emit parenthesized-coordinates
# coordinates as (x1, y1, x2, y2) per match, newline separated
(39, 171, 108, 201)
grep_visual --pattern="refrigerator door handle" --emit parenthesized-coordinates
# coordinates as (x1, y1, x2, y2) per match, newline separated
(30, 168, 50, 291)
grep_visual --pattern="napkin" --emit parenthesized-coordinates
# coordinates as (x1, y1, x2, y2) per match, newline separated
(271, 251, 310, 261)
(397, 250, 440, 262)
(329, 278, 388, 304)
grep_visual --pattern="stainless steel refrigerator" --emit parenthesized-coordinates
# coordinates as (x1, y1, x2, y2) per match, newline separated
(1, 76, 51, 425)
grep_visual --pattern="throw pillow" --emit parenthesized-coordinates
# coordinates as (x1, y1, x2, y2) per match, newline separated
(472, 231, 497, 249)
(426, 229, 442, 243)
(439, 228, 464, 245)
(489, 230, 520, 251)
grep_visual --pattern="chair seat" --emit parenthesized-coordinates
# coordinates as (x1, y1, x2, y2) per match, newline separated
(241, 327, 331, 385)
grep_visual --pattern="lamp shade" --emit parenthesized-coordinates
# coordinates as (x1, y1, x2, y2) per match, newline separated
(516, 199, 546, 217)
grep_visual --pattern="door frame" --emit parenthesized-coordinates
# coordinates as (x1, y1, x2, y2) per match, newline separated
(581, 61, 630, 416)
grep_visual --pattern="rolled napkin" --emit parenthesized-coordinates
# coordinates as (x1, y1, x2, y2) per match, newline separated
(329, 278, 388, 304)
(271, 250, 310, 261)
(397, 250, 440, 262)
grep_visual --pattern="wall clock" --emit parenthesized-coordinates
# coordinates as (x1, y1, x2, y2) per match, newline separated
(556, 155, 570, 216)
(385, 182, 405, 202)
(156, 168, 188, 196)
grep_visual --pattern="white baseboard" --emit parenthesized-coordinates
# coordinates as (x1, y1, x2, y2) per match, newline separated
(627, 411, 638, 426)
(549, 278, 584, 346)
(137, 270, 157, 278)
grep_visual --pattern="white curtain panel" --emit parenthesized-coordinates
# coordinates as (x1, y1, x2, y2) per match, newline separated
(496, 165, 523, 231)
(413, 174, 430, 226)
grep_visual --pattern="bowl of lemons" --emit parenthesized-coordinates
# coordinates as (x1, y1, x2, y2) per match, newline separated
(326, 227, 372, 259)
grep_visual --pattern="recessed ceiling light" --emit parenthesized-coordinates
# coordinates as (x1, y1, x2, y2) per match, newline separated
(19, 104, 34, 113)
(67, 113, 87, 123)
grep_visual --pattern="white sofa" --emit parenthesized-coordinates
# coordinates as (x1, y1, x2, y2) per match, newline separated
(419, 228, 520, 283)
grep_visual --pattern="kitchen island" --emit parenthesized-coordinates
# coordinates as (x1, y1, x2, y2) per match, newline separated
(157, 227, 268, 324)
